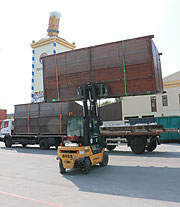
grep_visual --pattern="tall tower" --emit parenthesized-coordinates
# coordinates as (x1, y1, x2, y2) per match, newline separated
(47, 12, 61, 37)
(30, 12, 76, 103)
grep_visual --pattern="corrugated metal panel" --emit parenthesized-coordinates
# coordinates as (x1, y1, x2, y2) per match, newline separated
(157, 116, 180, 143)
(43, 35, 163, 102)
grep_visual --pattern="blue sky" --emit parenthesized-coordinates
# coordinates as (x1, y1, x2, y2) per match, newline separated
(0, 0, 179, 113)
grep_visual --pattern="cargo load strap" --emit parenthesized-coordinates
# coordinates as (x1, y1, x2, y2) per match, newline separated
(55, 54, 60, 101)
(55, 55, 62, 133)
(122, 40, 127, 96)
(59, 103, 62, 134)
(28, 104, 30, 134)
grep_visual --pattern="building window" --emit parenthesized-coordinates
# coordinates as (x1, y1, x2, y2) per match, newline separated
(124, 116, 139, 120)
(151, 96, 157, 112)
(162, 95, 168, 106)
(142, 115, 154, 118)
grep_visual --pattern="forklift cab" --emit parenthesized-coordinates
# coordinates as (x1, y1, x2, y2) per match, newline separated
(67, 116, 103, 154)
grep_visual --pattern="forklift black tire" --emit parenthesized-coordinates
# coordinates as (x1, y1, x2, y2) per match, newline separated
(59, 159, 66, 174)
(39, 139, 50, 150)
(146, 140, 157, 152)
(100, 151, 108, 166)
(107, 145, 116, 151)
(4, 137, 12, 148)
(131, 138, 146, 154)
(82, 158, 91, 174)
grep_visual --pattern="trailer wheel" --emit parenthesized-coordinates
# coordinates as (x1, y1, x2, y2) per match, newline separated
(59, 159, 66, 174)
(39, 139, 50, 150)
(22, 144, 27, 148)
(146, 140, 157, 152)
(4, 137, 12, 148)
(100, 151, 109, 166)
(131, 138, 146, 154)
(107, 145, 116, 151)
(82, 158, 91, 174)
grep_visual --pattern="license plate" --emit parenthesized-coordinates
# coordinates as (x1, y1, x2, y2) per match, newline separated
(65, 143, 78, 147)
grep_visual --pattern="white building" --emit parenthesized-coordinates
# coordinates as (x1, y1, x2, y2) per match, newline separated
(121, 71, 180, 120)
(30, 12, 75, 102)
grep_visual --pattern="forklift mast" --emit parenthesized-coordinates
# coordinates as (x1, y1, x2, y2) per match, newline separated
(76, 83, 108, 146)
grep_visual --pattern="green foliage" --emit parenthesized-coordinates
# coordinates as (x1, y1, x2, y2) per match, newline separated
(101, 100, 111, 106)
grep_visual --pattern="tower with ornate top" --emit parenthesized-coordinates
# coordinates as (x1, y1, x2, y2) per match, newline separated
(30, 12, 76, 103)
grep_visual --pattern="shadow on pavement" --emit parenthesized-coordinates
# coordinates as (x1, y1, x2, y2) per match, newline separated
(107, 149, 180, 158)
(0, 145, 57, 156)
(63, 164, 180, 203)
(1, 144, 180, 158)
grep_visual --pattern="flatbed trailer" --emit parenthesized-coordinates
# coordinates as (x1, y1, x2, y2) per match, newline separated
(101, 124, 178, 154)
(0, 133, 63, 149)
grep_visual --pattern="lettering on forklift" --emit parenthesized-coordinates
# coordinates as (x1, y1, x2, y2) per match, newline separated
(93, 157, 99, 161)
(62, 154, 73, 158)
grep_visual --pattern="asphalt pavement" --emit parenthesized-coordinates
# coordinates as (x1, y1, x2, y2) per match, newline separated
(0, 142, 180, 207)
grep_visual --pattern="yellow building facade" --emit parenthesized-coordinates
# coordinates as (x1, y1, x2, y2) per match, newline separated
(121, 71, 180, 120)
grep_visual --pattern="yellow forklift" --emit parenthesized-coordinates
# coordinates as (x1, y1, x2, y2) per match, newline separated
(57, 83, 109, 174)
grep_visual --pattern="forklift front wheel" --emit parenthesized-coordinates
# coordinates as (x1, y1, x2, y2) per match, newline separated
(59, 159, 66, 174)
(100, 151, 108, 166)
(82, 158, 91, 174)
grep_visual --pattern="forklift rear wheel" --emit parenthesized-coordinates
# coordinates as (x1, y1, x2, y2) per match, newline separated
(131, 138, 146, 154)
(146, 140, 157, 152)
(107, 145, 116, 151)
(59, 159, 66, 174)
(82, 158, 91, 174)
(100, 151, 108, 166)
(4, 137, 12, 148)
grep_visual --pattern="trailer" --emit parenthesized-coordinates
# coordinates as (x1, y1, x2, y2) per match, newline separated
(101, 122, 178, 154)
(0, 102, 82, 149)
